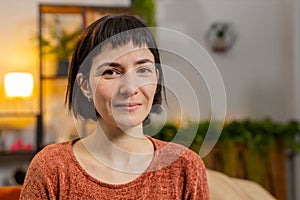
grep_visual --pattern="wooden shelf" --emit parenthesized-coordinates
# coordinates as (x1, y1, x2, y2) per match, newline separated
(0, 150, 35, 157)
(40, 4, 85, 14)
(41, 75, 68, 80)
(40, 4, 131, 14)
(0, 113, 38, 118)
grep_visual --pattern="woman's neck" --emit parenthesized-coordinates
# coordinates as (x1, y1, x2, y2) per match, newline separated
(79, 120, 154, 173)
(98, 119, 145, 143)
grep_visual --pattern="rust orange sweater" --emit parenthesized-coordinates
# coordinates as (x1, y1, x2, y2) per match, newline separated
(20, 137, 209, 199)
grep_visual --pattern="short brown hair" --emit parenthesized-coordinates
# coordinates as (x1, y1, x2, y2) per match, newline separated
(65, 14, 165, 122)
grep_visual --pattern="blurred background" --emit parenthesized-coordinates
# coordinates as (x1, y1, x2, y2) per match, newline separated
(0, 0, 299, 199)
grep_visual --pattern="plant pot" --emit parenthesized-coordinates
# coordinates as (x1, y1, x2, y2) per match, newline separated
(56, 60, 69, 76)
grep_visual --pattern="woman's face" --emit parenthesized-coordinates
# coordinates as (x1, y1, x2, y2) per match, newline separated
(87, 41, 158, 128)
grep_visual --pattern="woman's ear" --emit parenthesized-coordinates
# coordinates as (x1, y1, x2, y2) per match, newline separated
(76, 73, 92, 98)
(156, 69, 159, 81)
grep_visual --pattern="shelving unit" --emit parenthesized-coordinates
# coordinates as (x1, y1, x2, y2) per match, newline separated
(0, 4, 131, 159)
(0, 113, 40, 156)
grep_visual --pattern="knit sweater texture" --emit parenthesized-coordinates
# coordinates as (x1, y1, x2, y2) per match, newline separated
(20, 137, 209, 200)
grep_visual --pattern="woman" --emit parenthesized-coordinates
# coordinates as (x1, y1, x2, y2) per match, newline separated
(20, 14, 209, 199)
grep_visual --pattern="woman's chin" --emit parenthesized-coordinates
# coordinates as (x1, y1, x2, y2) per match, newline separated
(113, 116, 145, 129)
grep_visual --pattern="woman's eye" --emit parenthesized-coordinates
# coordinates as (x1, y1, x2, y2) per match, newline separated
(137, 67, 152, 74)
(102, 69, 120, 78)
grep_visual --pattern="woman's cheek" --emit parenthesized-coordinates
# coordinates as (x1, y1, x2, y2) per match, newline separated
(144, 82, 157, 95)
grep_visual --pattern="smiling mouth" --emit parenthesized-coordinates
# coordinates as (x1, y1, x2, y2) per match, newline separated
(114, 102, 142, 111)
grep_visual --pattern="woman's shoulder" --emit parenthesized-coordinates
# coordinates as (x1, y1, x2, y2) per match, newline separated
(150, 136, 199, 155)
(30, 139, 78, 167)
(38, 139, 74, 155)
(149, 137, 204, 168)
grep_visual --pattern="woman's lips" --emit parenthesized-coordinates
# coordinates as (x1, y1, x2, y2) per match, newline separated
(114, 102, 142, 111)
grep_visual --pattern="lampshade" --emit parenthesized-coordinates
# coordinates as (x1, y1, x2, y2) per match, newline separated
(4, 72, 34, 98)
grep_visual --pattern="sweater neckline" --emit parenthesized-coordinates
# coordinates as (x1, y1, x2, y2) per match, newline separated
(68, 136, 159, 189)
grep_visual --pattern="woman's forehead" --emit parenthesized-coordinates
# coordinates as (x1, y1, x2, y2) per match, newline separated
(102, 40, 149, 54)
(91, 41, 152, 64)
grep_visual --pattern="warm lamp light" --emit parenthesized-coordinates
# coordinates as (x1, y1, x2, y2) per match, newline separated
(4, 72, 34, 98)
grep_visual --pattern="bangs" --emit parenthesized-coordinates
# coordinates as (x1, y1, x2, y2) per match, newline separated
(79, 16, 157, 74)
(107, 28, 154, 49)
(99, 15, 154, 48)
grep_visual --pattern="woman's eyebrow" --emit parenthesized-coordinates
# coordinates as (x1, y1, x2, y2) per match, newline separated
(97, 58, 154, 70)
(97, 62, 121, 70)
(135, 59, 154, 65)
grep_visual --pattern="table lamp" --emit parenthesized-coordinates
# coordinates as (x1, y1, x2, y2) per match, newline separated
(4, 72, 33, 98)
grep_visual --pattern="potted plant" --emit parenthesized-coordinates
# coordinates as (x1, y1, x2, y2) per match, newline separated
(41, 16, 81, 76)
(132, 0, 156, 27)
(149, 118, 300, 199)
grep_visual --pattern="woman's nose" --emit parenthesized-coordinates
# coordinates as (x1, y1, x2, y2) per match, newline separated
(118, 71, 138, 96)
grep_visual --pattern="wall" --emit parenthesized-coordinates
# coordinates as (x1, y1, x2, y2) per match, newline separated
(157, 0, 294, 122)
